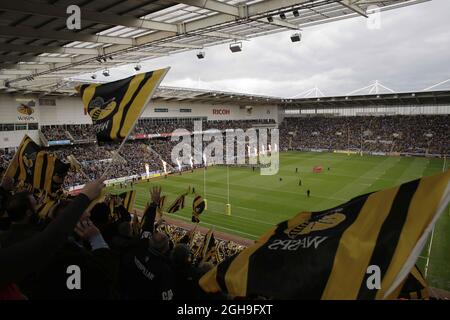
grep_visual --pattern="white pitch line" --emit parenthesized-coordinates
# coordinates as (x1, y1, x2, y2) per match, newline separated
(163, 212, 259, 238)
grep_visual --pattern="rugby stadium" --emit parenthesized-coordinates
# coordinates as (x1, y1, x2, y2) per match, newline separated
(0, 0, 449, 302)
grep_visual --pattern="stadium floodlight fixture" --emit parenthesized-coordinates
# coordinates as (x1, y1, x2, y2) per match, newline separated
(91, 74, 97, 79)
(293, 10, 299, 17)
(196, 51, 205, 59)
(102, 56, 107, 62)
(229, 42, 242, 53)
(96, 57, 102, 63)
(280, 12, 286, 19)
(102, 69, 110, 77)
(290, 32, 302, 42)
(267, 16, 274, 22)
(109, 56, 113, 60)
(134, 64, 141, 71)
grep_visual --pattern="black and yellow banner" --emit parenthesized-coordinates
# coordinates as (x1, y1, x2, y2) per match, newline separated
(4, 135, 41, 183)
(76, 68, 169, 142)
(167, 193, 186, 214)
(192, 195, 205, 223)
(117, 190, 137, 213)
(4, 135, 69, 194)
(199, 170, 450, 299)
(200, 229, 216, 263)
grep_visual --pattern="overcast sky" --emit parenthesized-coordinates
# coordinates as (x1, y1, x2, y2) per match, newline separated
(85, 0, 450, 98)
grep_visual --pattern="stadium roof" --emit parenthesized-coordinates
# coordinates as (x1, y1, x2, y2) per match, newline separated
(282, 89, 450, 108)
(0, 0, 430, 94)
(153, 86, 280, 104)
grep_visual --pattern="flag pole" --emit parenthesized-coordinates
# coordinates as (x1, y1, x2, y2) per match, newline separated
(101, 137, 129, 179)
(100, 68, 170, 180)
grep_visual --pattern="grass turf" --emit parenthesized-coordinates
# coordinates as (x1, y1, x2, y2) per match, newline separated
(113, 152, 449, 291)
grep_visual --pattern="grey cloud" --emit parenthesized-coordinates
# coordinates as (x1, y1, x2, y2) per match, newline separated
(88, 0, 450, 98)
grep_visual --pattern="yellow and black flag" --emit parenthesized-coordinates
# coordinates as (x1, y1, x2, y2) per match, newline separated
(34, 152, 70, 195)
(117, 190, 137, 213)
(76, 68, 169, 142)
(390, 265, 430, 300)
(4, 135, 69, 194)
(167, 193, 186, 214)
(192, 195, 206, 223)
(4, 135, 41, 184)
(200, 229, 216, 263)
(200, 170, 450, 300)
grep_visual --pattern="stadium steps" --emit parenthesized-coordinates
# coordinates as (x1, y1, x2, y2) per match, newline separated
(146, 145, 175, 171)
(65, 130, 75, 142)
(38, 130, 49, 147)
(110, 151, 127, 164)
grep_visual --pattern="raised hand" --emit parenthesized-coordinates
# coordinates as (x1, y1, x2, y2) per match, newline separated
(150, 185, 162, 206)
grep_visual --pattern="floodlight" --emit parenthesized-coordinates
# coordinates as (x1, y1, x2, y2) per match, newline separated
(91, 74, 97, 79)
(229, 42, 242, 53)
(134, 64, 141, 71)
(102, 70, 110, 77)
(293, 10, 299, 17)
(280, 13, 286, 19)
(290, 33, 301, 42)
(196, 51, 205, 59)
(267, 16, 273, 22)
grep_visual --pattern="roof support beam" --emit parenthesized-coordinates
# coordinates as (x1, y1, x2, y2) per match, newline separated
(338, 0, 369, 18)
(202, 31, 248, 41)
(0, 43, 102, 55)
(172, 0, 240, 16)
(154, 42, 203, 49)
(257, 17, 299, 30)
(0, 26, 134, 45)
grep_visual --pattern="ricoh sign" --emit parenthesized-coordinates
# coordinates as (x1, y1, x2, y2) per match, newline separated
(212, 109, 230, 115)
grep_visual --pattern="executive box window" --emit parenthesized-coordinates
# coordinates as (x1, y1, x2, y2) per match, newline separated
(28, 123, 39, 130)
(155, 108, 169, 113)
(180, 108, 192, 113)
(15, 124, 27, 131)
(1, 124, 15, 131)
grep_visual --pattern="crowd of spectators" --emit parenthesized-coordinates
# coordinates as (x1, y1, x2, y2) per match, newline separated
(66, 124, 96, 141)
(0, 175, 245, 299)
(40, 126, 69, 142)
(1, 115, 448, 187)
(133, 118, 275, 135)
(279, 115, 450, 155)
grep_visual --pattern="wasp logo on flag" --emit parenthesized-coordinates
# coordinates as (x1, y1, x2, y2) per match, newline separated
(88, 97, 117, 121)
(285, 211, 346, 239)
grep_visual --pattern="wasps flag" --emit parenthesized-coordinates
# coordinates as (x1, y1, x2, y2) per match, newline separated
(4, 135, 41, 183)
(4, 135, 69, 194)
(76, 68, 169, 142)
(167, 193, 186, 214)
(200, 229, 216, 263)
(36, 198, 57, 219)
(390, 265, 429, 300)
(117, 190, 137, 213)
(67, 154, 82, 172)
(192, 195, 206, 223)
(200, 170, 450, 300)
